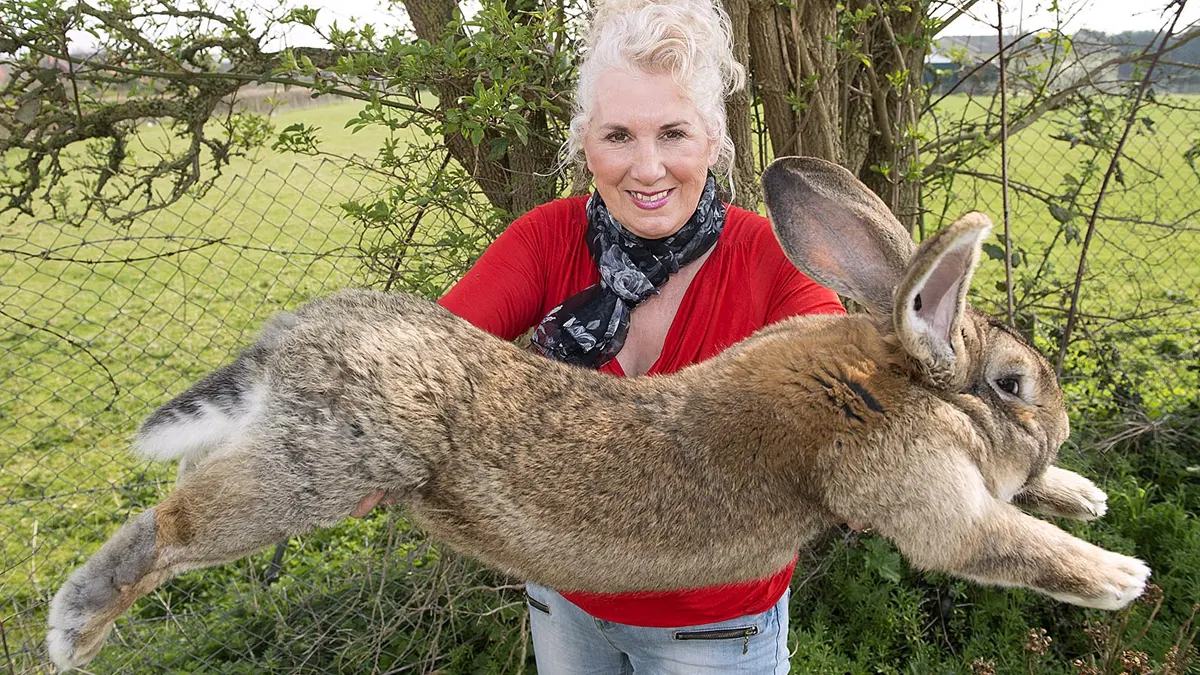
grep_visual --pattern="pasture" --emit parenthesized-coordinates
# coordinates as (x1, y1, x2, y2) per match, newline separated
(2, 96, 1198, 673)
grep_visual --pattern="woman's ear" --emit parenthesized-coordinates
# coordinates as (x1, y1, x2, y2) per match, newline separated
(706, 137, 720, 167)
(579, 123, 596, 175)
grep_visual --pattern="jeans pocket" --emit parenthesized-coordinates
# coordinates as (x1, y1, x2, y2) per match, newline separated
(672, 625, 760, 655)
(526, 591, 552, 615)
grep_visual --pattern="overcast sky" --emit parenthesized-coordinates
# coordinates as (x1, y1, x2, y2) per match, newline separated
(63, 0, 1199, 53)
(288, 0, 1198, 42)
(945, 0, 1198, 35)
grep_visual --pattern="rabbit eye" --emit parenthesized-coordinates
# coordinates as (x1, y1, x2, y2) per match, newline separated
(995, 377, 1021, 396)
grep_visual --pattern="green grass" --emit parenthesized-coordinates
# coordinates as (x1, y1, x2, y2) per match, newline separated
(923, 94, 1200, 413)
(2, 95, 1199, 674)
(1, 101, 386, 664)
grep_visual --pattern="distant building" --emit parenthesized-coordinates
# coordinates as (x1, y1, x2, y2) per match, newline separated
(927, 34, 1133, 96)
(925, 51, 959, 83)
(926, 36, 1000, 95)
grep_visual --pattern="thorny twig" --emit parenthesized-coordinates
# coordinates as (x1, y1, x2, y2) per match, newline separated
(1055, 0, 1191, 376)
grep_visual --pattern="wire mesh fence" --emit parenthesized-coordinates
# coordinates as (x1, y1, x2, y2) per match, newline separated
(921, 39, 1200, 416)
(2, 54, 1199, 675)
(1, 156, 530, 673)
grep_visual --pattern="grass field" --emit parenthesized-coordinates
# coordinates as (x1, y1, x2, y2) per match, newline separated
(2, 95, 1198, 673)
(1, 102, 389, 665)
(924, 94, 1200, 412)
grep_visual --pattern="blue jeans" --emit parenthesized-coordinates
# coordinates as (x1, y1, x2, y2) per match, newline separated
(525, 583, 790, 675)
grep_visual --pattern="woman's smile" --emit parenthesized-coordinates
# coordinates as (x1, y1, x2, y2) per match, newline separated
(628, 187, 675, 210)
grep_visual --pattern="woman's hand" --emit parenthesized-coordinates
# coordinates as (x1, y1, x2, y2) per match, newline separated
(351, 490, 396, 518)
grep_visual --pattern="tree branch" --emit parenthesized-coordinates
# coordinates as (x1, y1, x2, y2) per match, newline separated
(1054, 1, 1190, 375)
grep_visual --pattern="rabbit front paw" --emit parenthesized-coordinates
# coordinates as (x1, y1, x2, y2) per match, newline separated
(1049, 549, 1150, 610)
(1056, 470, 1108, 520)
(1019, 466, 1108, 520)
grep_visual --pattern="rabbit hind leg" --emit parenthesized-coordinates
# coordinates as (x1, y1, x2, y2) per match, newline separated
(47, 454, 321, 671)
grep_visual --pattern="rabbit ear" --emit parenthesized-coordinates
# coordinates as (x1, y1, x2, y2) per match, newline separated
(761, 156, 917, 315)
(893, 212, 993, 386)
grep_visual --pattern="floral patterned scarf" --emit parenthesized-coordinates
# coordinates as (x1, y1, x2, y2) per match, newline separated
(529, 174, 726, 368)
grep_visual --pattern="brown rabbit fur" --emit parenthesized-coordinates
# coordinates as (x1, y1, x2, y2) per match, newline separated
(46, 157, 1149, 671)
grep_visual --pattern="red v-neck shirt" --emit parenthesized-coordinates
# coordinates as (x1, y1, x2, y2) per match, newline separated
(438, 195, 844, 627)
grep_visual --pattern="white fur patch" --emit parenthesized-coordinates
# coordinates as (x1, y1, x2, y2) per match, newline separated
(135, 382, 267, 462)
(46, 627, 81, 671)
(46, 588, 85, 671)
(956, 459, 992, 522)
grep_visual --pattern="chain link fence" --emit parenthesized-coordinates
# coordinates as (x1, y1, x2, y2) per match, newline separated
(923, 36, 1200, 417)
(3, 53, 1200, 675)
(1, 156, 529, 674)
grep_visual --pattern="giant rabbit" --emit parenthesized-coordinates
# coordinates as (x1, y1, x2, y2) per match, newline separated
(47, 157, 1150, 671)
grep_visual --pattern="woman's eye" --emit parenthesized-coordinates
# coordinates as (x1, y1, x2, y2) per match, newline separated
(662, 129, 686, 140)
(995, 377, 1021, 396)
(604, 132, 629, 143)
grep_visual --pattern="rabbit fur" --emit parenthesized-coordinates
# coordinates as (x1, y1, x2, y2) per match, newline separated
(46, 157, 1149, 671)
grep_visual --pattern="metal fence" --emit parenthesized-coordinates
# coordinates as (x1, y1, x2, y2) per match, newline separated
(1, 157, 532, 674)
(3, 81, 1200, 674)
(923, 52, 1200, 416)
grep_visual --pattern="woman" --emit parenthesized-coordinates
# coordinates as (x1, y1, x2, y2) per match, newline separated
(361, 0, 842, 671)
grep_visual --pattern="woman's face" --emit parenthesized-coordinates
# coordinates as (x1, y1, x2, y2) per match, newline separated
(583, 69, 719, 240)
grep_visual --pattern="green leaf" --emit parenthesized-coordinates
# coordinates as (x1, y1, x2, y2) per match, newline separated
(863, 538, 902, 584)
(1048, 203, 1075, 223)
(278, 49, 298, 73)
(982, 243, 1006, 261)
(485, 137, 508, 161)
(282, 6, 319, 26)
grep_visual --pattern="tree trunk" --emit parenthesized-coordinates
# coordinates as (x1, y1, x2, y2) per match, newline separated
(401, 0, 558, 217)
(792, 0, 842, 163)
(722, 0, 760, 210)
(734, 0, 930, 232)
(856, 3, 930, 234)
(746, 0, 798, 159)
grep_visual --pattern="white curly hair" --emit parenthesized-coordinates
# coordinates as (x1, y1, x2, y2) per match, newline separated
(566, 0, 747, 186)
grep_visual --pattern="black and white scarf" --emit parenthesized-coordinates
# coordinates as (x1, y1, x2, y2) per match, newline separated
(529, 174, 726, 368)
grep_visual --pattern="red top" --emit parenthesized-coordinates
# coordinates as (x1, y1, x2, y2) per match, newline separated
(438, 195, 844, 627)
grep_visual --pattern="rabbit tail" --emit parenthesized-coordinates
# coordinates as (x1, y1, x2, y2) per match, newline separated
(136, 352, 268, 463)
(136, 312, 295, 464)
